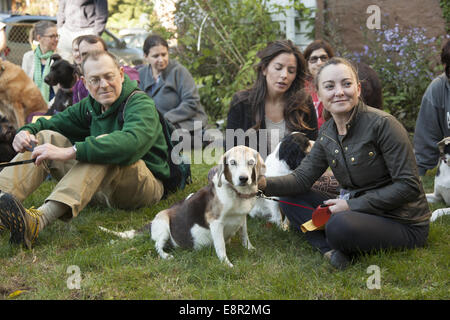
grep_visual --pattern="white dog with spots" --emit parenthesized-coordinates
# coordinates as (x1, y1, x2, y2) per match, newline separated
(100, 146, 266, 267)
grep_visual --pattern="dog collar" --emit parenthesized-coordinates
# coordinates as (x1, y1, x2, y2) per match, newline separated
(226, 184, 259, 199)
(59, 87, 73, 93)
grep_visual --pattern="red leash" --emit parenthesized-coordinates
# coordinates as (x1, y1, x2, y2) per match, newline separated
(276, 199, 315, 211)
(257, 191, 315, 211)
(257, 190, 332, 231)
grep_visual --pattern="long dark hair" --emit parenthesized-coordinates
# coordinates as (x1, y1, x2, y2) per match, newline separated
(235, 40, 312, 132)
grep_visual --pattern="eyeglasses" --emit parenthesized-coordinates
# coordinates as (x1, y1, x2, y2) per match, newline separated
(309, 55, 329, 64)
(87, 73, 116, 87)
(42, 34, 60, 40)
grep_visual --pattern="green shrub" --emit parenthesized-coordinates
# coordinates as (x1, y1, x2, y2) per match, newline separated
(440, 0, 450, 33)
(349, 25, 443, 132)
(173, 0, 286, 121)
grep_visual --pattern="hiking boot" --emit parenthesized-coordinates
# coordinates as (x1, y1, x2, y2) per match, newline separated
(324, 249, 351, 270)
(0, 191, 42, 249)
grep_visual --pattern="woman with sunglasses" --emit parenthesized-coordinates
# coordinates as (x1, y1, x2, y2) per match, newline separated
(22, 21, 59, 104)
(303, 40, 335, 129)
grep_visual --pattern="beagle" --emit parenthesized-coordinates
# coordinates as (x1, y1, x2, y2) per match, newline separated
(426, 137, 450, 222)
(100, 146, 266, 267)
(249, 132, 313, 229)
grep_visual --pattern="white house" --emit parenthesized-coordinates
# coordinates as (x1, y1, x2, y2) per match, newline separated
(267, 0, 317, 49)
(150, 0, 316, 49)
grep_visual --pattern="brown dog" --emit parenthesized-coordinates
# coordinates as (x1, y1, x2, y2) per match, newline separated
(0, 60, 48, 129)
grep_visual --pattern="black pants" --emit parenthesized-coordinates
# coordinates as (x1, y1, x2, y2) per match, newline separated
(279, 191, 429, 256)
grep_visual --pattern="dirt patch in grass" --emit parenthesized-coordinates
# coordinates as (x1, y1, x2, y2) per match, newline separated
(0, 275, 34, 298)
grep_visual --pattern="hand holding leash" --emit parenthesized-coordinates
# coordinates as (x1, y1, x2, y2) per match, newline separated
(256, 190, 346, 233)
(257, 175, 266, 191)
(32, 143, 76, 166)
(301, 204, 332, 233)
(323, 198, 349, 214)
(12, 131, 38, 153)
(0, 136, 37, 168)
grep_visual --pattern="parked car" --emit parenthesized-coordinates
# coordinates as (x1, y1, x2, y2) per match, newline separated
(101, 29, 144, 66)
(123, 32, 149, 51)
(0, 14, 144, 66)
(119, 27, 147, 45)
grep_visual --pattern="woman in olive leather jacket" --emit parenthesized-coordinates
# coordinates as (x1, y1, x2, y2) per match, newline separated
(259, 57, 431, 269)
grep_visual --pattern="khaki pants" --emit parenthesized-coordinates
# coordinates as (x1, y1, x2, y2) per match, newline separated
(0, 130, 164, 220)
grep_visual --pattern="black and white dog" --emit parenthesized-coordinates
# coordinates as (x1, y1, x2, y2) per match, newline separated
(249, 132, 314, 229)
(44, 54, 78, 115)
(426, 137, 450, 222)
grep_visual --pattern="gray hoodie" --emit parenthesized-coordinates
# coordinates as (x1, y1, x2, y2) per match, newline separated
(413, 73, 450, 175)
(57, 0, 108, 35)
(139, 59, 208, 131)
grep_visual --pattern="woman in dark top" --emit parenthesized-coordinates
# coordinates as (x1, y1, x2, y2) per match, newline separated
(259, 57, 430, 270)
(226, 40, 317, 158)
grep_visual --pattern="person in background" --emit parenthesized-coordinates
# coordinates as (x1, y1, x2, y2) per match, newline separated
(303, 39, 335, 129)
(259, 57, 430, 270)
(226, 39, 317, 157)
(139, 34, 208, 147)
(414, 39, 450, 176)
(0, 50, 169, 249)
(56, 0, 108, 62)
(22, 21, 59, 104)
(72, 35, 139, 104)
(0, 22, 7, 59)
(71, 35, 83, 75)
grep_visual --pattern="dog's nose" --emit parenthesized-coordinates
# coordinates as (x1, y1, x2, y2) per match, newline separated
(239, 175, 249, 184)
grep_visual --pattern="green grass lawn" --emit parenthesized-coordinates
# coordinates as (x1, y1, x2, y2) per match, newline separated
(0, 152, 449, 300)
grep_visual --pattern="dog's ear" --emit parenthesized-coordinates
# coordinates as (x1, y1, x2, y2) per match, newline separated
(307, 140, 315, 153)
(253, 151, 266, 183)
(216, 153, 226, 187)
(438, 137, 450, 155)
(50, 54, 62, 63)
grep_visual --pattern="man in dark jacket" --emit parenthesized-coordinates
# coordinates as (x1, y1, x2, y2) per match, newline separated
(57, 0, 108, 61)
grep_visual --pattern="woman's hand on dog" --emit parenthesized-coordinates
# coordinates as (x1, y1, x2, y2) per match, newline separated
(32, 143, 76, 166)
(323, 199, 349, 214)
(257, 175, 266, 191)
(12, 130, 38, 153)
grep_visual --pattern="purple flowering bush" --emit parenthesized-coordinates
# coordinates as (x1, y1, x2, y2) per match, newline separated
(351, 24, 444, 131)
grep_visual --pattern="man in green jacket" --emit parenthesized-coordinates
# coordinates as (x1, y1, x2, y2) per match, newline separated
(0, 50, 170, 249)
